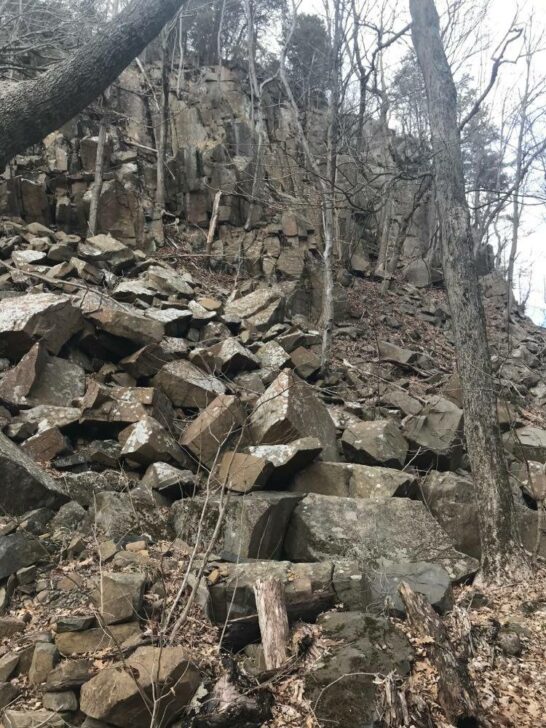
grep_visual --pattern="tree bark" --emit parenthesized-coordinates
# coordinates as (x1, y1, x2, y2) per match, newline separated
(0, 0, 188, 170)
(87, 116, 107, 237)
(253, 578, 289, 670)
(409, 0, 530, 585)
(399, 582, 479, 724)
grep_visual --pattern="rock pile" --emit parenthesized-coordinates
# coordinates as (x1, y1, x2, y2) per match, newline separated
(0, 219, 544, 726)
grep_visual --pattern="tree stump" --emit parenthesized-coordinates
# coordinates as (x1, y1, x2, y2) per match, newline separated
(253, 578, 289, 670)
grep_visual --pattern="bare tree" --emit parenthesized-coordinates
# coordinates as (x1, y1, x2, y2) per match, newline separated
(0, 0, 188, 170)
(409, 0, 530, 586)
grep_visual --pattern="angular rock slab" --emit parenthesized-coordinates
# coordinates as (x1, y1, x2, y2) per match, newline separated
(0, 532, 49, 580)
(0, 293, 83, 360)
(250, 370, 338, 460)
(0, 431, 68, 515)
(92, 572, 146, 625)
(404, 395, 464, 471)
(80, 646, 200, 728)
(223, 287, 284, 331)
(305, 612, 413, 728)
(120, 416, 185, 467)
(247, 436, 322, 486)
(172, 492, 302, 560)
(180, 394, 246, 467)
(369, 560, 453, 615)
(155, 359, 225, 409)
(504, 426, 546, 463)
(284, 494, 478, 581)
(216, 452, 273, 493)
(341, 419, 408, 468)
(290, 461, 417, 498)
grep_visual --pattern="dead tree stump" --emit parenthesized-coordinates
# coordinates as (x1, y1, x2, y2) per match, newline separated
(253, 578, 289, 670)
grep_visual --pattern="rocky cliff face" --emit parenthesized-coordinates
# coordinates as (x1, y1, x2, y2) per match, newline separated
(0, 62, 544, 728)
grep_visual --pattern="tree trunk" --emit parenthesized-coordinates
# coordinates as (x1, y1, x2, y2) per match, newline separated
(253, 578, 289, 670)
(87, 116, 107, 237)
(399, 582, 479, 724)
(152, 28, 171, 247)
(409, 0, 530, 586)
(0, 0, 188, 170)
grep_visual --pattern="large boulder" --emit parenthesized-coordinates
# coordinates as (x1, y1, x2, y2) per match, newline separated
(504, 426, 546, 463)
(80, 646, 200, 728)
(172, 492, 301, 560)
(223, 287, 284, 331)
(404, 395, 464, 470)
(0, 532, 49, 580)
(290, 461, 417, 498)
(249, 370, 338, 460)
(0, 432, 68, 515)
(180, 394, 246, 467)
(155, 360, 225, 408)
(0, 293, 83, 360)
(120, 416, 186, 467)
(87, 306, 164, 347)
(305, 612, 413, 728)
(78, 234, 135, 272)
(341, 420, 408, 468)
(284, 494, 478, 581)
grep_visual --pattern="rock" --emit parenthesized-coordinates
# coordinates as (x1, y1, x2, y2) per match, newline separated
(250, 370, 338, 460)
(0, 682, 19, 709)
(497, 630, 523, 656)
(172, 492, 301, 560)
(0, 293, 83, 360)
(92, 572, 146, 625)
(29, 642, 58, 685)
(224, 288, 284, 331)
(46, 659, 95, 690)
(141, 463, 197, 500)
(55, 623, 141, 656)
(50, 501, 86, 532)
(78, 234, 135, 272)
(341, 419, 408, 468)
(307, 611, 413, 727)
(3, 709, 65, 728)
(93, 491, 172, 542)
(87, 306, 164, 347)
(290, 346, 321, 379)
(0, 341, 45, 406)
(209, 338, 260, 374)
(0, 532, 49, 579)
(120, 341, 186, 379)
(143, 265, 194, 297)
(369, 560, 453, 615)
(0, 653, 19, 681)
(216, 452, 273, 493)
(145, 307, 192, 337)
(180, 394, 246, 467)
(26, 353, 86, 407)
(42, 691, 79, 712)
(285, 494, 478, 581)
(378, 340, 433, 370)
(120, 416, 185, 467)
(504, 426, 546, 463)
(53, 470, 128, 508)
(290, 461, 417, 498)
(255, 341, 291, 381)
(21, 427, 70, 463)
(404, 396, 464, 470)
(56, 616, 95, 633)
(246, 437, 322, 486)
(0, 617, 26, 638)
(382, 389, 423, 416)
(80, 646, 200, 728)
(155, 359, 226, 408)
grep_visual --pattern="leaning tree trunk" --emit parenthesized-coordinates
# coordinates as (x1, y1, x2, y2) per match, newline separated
(88, 113, 108, 237)
(0, 0, 188, 170)
(409, 0, 530, 585)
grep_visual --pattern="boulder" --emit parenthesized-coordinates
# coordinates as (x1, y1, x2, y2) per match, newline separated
(285, 494, 478, 581)
(0, 432, 68, 515)
(93, 491, 172, 542)
(119, 416, 185, 467)
(29, 643, 58, 685)
(144, 307, 192, 337)
(223, 287, 284, 330)
(341, 419, 408, 468)
(80, 646, 200, 728)
(216, 452, 273, 492)
(155, 360, 225, 408)
(42, 691, 78, 712)
(3, 710, 65, 728)
(172, 492, 301, 560)
(208, 338, 259, 374)
(504, 426, 546, 463)
(143, 265, 194, 297)
(46, 659, 95, 690)
(378, 340, 433, 370)
(305, 612, 413, 728)
(87, 306, 164, 347)
(141, 463, 198, 500)
(78, 234, 135, 272)
(180, 394, 246, 467)
(290, 346, 321, 379)
(55, 623, 141, 656)
(246, 437, 322, 486)
(0, 293, 83, 360)
(369, 560, 453, 615)
(290, 461, 417, 498)
(92, 572, 146, 625)
(22, 427, 71, 463)
(404, 396, 464, 470)
(250, 370, 338, 460)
